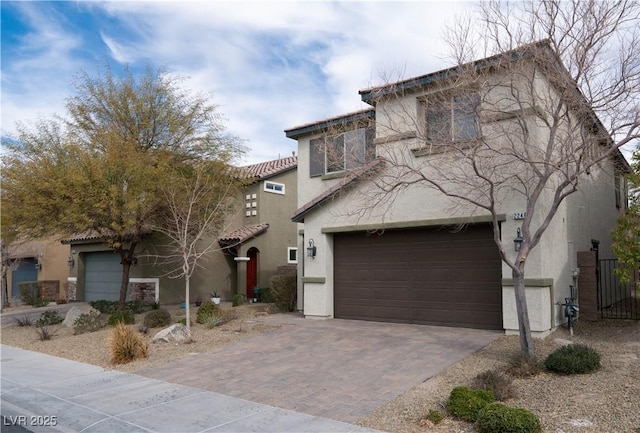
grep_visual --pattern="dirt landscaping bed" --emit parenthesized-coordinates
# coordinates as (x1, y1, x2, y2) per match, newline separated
(357, 319, 640, 433)
(1, 304, 639, 433)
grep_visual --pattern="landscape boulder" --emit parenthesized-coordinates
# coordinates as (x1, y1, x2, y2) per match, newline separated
(62, 305, 100, 327)
(152, 324, 190, 343)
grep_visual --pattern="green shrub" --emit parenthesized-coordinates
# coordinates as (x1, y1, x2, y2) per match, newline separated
(196, 301, 219, 324)
(473, 369, 517, 401)
(108, 310, 135, 326)
(232, 293, 247, 307)
(507, 353, 542, 378)
(32, 298, 49, 308)
(35, 310, 64, 327)
(446, 386, 495, 422)
(125, 300, 151, 314)
(18, 281, 40, 305)
(426, 409, 444, 424)
(476, 403, 541, 433)
(89, 300, 118, 314)
(269, 274, 297, 312)
(73, 311, 107, 334)
(143, 309, 172, 328)
(177, 317, 193, 326)
(257, 287, 273, 303)
(544, 344, 601, 374)
(108, 322, 148, 365)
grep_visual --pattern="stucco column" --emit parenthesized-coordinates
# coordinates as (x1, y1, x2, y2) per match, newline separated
(234, 256, 249, 298)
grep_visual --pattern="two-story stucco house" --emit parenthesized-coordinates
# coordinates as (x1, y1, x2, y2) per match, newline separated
(285, 42, 627, 336)
(63, 155, 298, 305)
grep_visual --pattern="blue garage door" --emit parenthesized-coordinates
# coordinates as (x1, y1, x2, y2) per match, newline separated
(11, 258, 37, 298)
(84, 252, 122, 301)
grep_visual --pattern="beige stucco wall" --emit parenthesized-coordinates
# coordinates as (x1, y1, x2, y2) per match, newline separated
(293, 63, 620, 334)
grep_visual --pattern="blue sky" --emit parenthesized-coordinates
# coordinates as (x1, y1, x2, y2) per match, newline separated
(1, 1, 472, 164)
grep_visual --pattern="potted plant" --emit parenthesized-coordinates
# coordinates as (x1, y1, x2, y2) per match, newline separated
(195, 296, 202, 307)
(211, 292, 221, 305)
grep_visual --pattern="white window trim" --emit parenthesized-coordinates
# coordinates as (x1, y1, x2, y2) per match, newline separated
(264, 181, 285, 195)
(287, 247, 298, 264)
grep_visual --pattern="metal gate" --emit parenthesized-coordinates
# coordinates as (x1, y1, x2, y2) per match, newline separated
(598, 259, 639, 319)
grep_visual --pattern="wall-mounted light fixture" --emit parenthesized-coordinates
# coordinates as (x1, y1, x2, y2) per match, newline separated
(306, 239, 317, 259)
(131, 256, 138, 266)
(514, 228, 523, 252)
(35, 261, 42, 271)
(67, 250, 76, 267)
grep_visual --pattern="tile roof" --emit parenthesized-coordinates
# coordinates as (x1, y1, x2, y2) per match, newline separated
(291, 159, 386, 223)
(219, 223, 270, 248)
(241, 156, 297, 181)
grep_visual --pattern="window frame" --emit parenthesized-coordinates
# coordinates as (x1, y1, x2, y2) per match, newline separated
(424, 92, 480, 143)
(309, 127, 374, 178)
(287, 247, 298, 264)
(264, 180, 285, 195)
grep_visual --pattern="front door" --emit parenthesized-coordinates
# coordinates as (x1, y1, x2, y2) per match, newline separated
(246, 247, 259, 299)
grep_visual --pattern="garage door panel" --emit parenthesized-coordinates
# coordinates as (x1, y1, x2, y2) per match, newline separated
(334, 224, 502, 330)
(84, 252, 122, 302)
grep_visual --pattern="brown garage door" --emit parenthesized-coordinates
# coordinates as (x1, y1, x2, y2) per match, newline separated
(334, 224, 502, 329)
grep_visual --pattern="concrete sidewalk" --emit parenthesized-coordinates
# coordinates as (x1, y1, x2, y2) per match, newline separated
(0, 345, 384, 433)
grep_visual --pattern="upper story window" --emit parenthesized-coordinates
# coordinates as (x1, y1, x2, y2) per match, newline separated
(309, 127, 375, 177)
(425, 93, 480, 142)
(264, 181, 285, 195)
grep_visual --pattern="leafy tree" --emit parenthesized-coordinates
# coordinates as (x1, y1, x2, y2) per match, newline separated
(343, 0, 639, 357)
(612, 147, 640, 286)
(1, 66, 244, 309)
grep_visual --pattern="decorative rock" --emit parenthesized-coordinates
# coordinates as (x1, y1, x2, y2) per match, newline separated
(152, 324, 190, 343)
(554, 338, 574, 346)
(62, 305, 101, 327)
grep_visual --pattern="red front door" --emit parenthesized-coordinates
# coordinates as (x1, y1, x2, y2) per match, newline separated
(246, 247, 259, 299)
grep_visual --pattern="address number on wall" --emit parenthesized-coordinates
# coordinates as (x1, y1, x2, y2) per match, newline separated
(512, 212, 527, 220)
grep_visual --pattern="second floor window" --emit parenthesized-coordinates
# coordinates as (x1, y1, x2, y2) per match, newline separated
(309, 127, 374, 177)
(426, 93, 480, 143)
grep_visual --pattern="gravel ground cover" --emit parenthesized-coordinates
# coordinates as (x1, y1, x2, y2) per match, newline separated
(1, 304, 638, 433)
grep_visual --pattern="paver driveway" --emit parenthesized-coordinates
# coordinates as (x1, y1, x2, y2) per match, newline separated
(139, 314, 500, 423)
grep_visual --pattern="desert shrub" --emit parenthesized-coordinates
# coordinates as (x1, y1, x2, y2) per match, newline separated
(138, 324, 149, 334)
(73, 311, 107, 334)
(269, 274, 297, 312)
(18, 281, 40, 305)
(446, 386, 495, 422)
(177, 317, 193, 326)
(473, 369, 517, 401)
(257, 287, 273, 303)
(32, 298, 49, 308)
(109, 322, 149, 365)
(544, 344, 601, 374)
(426, 409, 444, 424)
(56, 299, 67, 305)
(108, 310, 135, 326)
(35, 310, 64, 327)
(476, 403, 541, 433)
(205, 315, 225, 329)
(232, 293, 246, 307)
(89, 300, 118, 314)
(196, 301, 219, 324)
(35, 326, 57, 341)
(143, 309, 172, 328)
(507, 353, 542, 378)
(13, 313, 33, 327)
(125, 300, 147, 314)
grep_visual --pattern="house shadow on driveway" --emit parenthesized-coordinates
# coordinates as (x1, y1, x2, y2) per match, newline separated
(138, 313, 501, 423)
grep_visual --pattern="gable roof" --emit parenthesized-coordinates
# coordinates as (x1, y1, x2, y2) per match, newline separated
(240, 156, 297, 181)
(218, 223, 270, 248)
(291, 159, 385, 223)
(285, 108, 375, 140)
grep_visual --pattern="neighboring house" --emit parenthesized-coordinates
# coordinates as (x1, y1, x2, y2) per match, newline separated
(285, 44, 627, 336)
(62, 155, 298, 305)
(6, 238, 70, 302)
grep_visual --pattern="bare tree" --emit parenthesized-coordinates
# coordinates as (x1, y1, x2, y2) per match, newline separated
(153, 161, 241, 335)
(343, 0, 639, 357)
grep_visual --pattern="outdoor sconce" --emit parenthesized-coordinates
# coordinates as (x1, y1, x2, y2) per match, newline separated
(514, 228, 523, 252)
(35, 261, 42, 271)
(307, 239, 317, 259)
(131, 256, 138, 266)
(67, 256, 75, 267)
